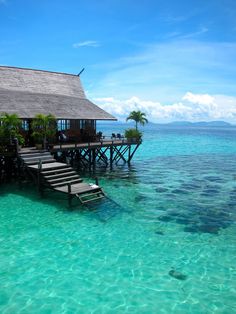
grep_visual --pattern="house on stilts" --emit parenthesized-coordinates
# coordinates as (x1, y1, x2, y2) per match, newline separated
(0, 66, 141, 204)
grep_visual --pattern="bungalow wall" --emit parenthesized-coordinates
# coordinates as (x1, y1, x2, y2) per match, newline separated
(20, 118, 97, 145)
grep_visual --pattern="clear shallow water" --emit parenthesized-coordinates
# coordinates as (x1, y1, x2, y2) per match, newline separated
(1, 125, 236, 313)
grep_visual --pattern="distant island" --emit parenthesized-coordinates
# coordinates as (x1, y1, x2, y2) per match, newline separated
(98, 120, 234, 128)
(161, 121, 233, 127)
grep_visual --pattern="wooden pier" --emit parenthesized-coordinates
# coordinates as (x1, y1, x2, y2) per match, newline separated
(17, 138, 140, 205)
(51, 138, 141, 170)
(18, 148, 105, 205)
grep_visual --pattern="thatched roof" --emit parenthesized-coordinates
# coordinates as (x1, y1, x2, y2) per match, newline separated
(0, 66, 116, 120)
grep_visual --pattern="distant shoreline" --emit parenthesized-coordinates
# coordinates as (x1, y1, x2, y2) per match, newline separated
(97, 120, 235, 128)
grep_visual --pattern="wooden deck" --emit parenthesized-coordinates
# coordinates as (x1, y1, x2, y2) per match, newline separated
(51, 139, 139, 152)
(54, 182, 101, 195)
(49, 138, 141, 169)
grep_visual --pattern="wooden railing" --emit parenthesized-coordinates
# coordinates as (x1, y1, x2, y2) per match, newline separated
(52, 136, 141, 151)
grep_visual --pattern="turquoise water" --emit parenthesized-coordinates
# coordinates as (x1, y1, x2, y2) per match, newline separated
(1, 125, 236, 313)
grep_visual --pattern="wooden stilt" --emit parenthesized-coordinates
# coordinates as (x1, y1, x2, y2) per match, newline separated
(92, 149, 96, 171)
(128, 143, 140, 162)
(51, 140, 141, 169)
(110, 146, 113, 169)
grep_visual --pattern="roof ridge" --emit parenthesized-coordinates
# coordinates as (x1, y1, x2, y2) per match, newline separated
(0, 65, 80, 77)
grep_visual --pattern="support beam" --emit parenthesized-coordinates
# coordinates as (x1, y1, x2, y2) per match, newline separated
(92, 149, 96, 171)
(110, 146, 113, 169)
(113, 146, 127, 163)
(128, 144, 140, 162)
(53, 141, 141, 169)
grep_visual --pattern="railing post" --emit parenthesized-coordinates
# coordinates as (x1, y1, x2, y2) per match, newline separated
(68, 183, 72, 207)
(68, 182, 71, 193)
(37, 159, 43, 196)
(38, 159, 42, 171)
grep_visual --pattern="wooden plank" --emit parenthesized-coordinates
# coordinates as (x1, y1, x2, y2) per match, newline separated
(22, 156, 54, 162)
(54, 182, 101, 194)
(41, 166, 70, 174)
(47, 174, 80, 183)
(21, 152, 52, 157)
(50, 178, 83, 187)
(43, 170, 77, 179)
(28, 162, 67, 170)
(78, 194, 104, 204)
(51, 140, 139, 152)
(24, 158, 56, 165)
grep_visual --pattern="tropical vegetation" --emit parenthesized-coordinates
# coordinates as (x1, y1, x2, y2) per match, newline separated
(125, 128, 142, 141)
(126, 110, 148, 130)
(0, 113, 24, 145)
(31, 114, 56, 148)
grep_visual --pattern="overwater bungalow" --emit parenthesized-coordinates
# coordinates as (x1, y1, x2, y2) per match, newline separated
(0, 66, 141, 171)
(0, 66, 142, 202)
(0, 65, 116, 145)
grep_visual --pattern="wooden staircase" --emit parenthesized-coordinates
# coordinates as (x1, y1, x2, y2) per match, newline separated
(18, 148, 105, 204)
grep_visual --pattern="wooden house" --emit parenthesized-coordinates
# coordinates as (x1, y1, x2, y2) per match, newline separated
(0, 66, 116, 144)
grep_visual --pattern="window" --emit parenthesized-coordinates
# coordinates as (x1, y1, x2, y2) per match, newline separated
(57, 120, 70, 131)
(80, 120, 95, 129)
(80, 120, 85, 129)
(22, 120, 29, 131)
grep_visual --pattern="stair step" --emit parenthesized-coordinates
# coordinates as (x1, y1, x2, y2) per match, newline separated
(79, 194, 105, 204)
(24, 158, 56, 165)
(21, 154, 52, 160)
(22, 156, 54, 163)
(43, 171, 77, 179)
(46, 174, 80, 183)
(53, 182, 101, 194)
(28, 162, 69, 170)
(19, 148, 46, 154)
(19, 152, 50, 158)
(42, 166, 71, 175)
(50, 178, 83, 187)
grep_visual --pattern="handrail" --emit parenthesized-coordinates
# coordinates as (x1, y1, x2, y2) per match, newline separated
(49, 136, 141, 150)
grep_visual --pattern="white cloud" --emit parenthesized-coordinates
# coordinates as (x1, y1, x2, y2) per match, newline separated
(94, 92, 236, 123)
(182, 92, 214, 105)
(73, 41, 100, 48)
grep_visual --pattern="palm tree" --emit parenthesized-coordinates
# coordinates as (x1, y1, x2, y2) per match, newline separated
(126, 110, 148, 130)
(32, 114, 56, 148)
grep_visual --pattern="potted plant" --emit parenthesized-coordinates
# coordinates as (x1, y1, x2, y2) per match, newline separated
(125, 128, 142, 143)
(16, 134, 25, 150)
(32, 131, 43, 149)
(31, 114, 56, 149)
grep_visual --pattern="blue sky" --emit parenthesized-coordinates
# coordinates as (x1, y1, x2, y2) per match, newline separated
(1, 0, 236, 122)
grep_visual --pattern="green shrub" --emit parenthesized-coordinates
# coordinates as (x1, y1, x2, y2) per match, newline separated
(32, 114, 56, 147)
(0, 113, 24, 145)
(17, 134, 25, 146)
(125, 128, 142, 140)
